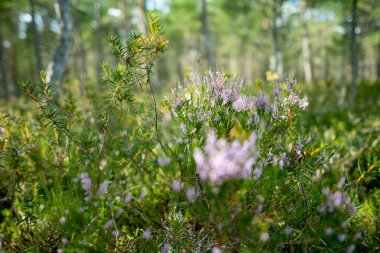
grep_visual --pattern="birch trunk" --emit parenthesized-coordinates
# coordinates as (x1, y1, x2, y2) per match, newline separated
(46, 0, 73, 97)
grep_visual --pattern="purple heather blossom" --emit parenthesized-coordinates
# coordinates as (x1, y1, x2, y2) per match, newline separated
(186, 187, 196, 202)
(112, 230, 120, 236)
(254, 114, 260, 125)
(338, 177, 346, 189)
(158, 157, 172, 167)
(57, 249, 64, 253)
(180, 123, 187, 134)
(338, 234, 346, 242)
(161, 243, 171, 253)
(260, 232, 270, 242)
(212, 247, 222, 253)
(285, 227, 292, 235)
(59, 217, 66, 225)
(193, 131, 259, 185)
(98, 180, 109, 196)
(254, 95, 268, 109)
(325, 227, 333, 235)
(124, 193, 132, 204)
(103, 219, 113, 229)
(347, 245, 356, 253)
(233, 95, 251, 112)
(143, 229, 152, 239)
(354, 232, 362, 240)
(61, 237, 68, 245)
(79, 173, 92, 192)
(171, 181, 182, 192)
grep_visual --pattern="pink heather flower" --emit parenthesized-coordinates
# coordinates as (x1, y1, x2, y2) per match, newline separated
(341, 221, 348, 228)
(186, 187, 196, 202)
(354, 232, 362, 240)
(171, 181, 182, 192)
(212, 247, 222, 253)
(143, 229, 152, 239)
(325, 227, 333, 235)
(233, 95, 251, 112)
(64, 209, 69, 215)
(98, 180, 110, 196)
(124, 193, 132, 204)
(260, 232, 269, 242)
(112, 230, 120, 236)
(103, 219, 113, 229)
(61, 237, 68, 245)
(116, 208, 123, 217)
(194, 131, 258, 185)
(59, 217, 66, 225)
(79, 173, 92, 192)
(285, 227, 292, 235)
(57, 249, 64, 253)
(338, 234, 346, 242)
(347, 245, 355, 253)
(254, 95, 268, 109)
(158, 157, 172, 167)
(338, 176, 346, 189)
(180, 123, 187, 134)
(161, 243, 171, 253)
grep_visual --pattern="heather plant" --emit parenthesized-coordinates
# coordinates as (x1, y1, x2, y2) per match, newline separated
(0, 16, 378, 253)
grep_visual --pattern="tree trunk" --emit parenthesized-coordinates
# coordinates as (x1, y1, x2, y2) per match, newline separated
(270, 0, 283, 77)
(300, 0, 313, 83)
(137, 0, 146, 34)
(0, 29, 9, 100)
(350, 0, 358, 99)
(30, 0, 43, 76)
(94, 0, 104, 91)
(73, 0, 87, 89)
(46, 0, 73, 97)
(120, 0, 130, 39)
(201, 0, 215, 71)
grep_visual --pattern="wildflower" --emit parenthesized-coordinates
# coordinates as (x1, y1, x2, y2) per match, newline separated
(124, 193, 132, 204)
(57, 249, 64, 253)
(254, 95, 268, 109)
(158, 157, 172, 167)
(59, 217, 66, 225)
(354, 232, 362, 240)
(61, 237, 68, 245)
(186, 187, 196, 202)
(347, 245, 355, 253)
(338, 177, 346, 189)
(103, 219, 113, 229)
(338, 234, 346, 242)
(233, 95, 251, 112)
(171, 181, 182, 192)
(285, 227, 292, 235)
(260, 232, 269, 242)
(161, 243, 171, 253)
(212, 247, 222, 253)
(112, 230, 120, 236)
(98, 180, 110, 196)
(143, 229, 152, 239)
(180, 123, 187, 134)
(194, 131, 258, 185)
(79, 173, 92, 192)
(325, 227, 333, 235)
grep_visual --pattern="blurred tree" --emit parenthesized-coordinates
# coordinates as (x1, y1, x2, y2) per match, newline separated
(46, 0, 73, 97)
(201, 0, 215, 71)
(137, 0, 147, 34)
(30, 0, 43, 74)
(300, 0, 314, 83)
(270, 0, 284, 77)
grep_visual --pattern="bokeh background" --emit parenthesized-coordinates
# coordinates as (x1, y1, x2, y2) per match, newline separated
(0, 0, 379, 99)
